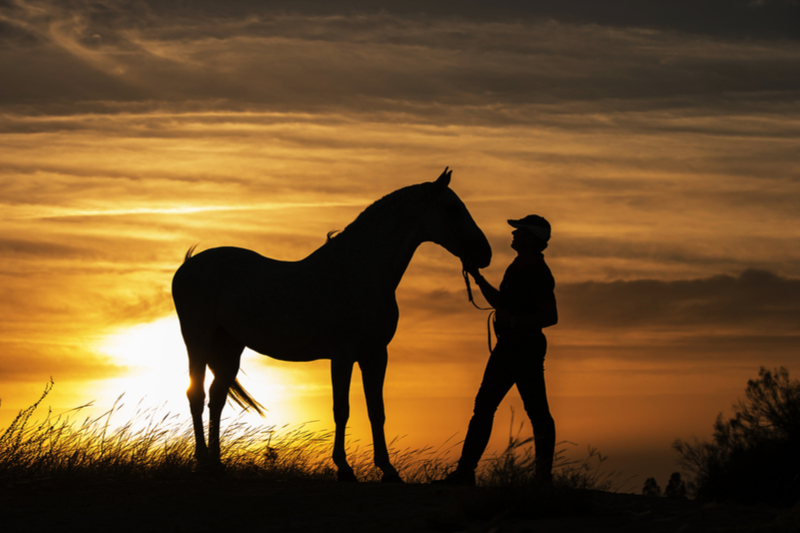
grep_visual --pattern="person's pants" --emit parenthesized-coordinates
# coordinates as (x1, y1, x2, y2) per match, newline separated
(457, 333, 555, 477)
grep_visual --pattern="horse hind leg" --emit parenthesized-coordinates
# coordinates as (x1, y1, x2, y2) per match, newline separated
(206, 328, 246, 466)
(186, 345, 209, 466)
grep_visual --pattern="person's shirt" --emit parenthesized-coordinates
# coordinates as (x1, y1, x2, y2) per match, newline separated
(495, 253, 557, 337)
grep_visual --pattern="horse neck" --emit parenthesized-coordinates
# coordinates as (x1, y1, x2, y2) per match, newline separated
(310, 189, 429, 292)
(345, 229, 421, 291)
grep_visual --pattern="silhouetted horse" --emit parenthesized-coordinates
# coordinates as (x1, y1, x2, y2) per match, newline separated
(172, 168, 492, 482)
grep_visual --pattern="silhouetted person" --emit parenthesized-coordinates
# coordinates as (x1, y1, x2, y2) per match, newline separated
(438, 215, 558, 486)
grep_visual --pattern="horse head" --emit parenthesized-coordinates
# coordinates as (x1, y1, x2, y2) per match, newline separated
(427, 167, 492, 270)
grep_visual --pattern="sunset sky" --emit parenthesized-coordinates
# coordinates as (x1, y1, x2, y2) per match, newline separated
(1, 0, 799, 487)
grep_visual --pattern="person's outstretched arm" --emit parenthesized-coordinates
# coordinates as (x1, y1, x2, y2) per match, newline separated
(468, 270, 502, 309)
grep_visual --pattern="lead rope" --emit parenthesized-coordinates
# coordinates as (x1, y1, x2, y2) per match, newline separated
(427, 183, 496, 353)
(462, 269, 496, 354)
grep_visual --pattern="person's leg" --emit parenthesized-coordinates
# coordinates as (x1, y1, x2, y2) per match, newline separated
(516, 336, 555, 484)
(456, 342, 516, 474)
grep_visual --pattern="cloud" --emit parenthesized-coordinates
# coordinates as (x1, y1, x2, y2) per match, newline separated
(477, 0, 800, 40)
(0, 342, 123, 383)
(418, 268, 800, 335)
(551, 234, 800, 282)
(2, 106, 797, 287)
(0, 237, 86, 258)
(557, 269, 800, 332)
(33, 1, 797, 41)
(1, 1, 797, 121)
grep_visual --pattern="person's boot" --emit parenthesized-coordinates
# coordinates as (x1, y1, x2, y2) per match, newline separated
(532, 469, 553, 489)
(532, 433, 554, 488)
(432, 467, 476, 486)
(532, 455, 553, 489)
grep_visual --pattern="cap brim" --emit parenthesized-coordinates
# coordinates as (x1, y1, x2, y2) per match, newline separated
(508, 221, 550, 241)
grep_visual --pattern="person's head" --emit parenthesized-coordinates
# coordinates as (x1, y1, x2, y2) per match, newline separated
(508, 215, 550, 253)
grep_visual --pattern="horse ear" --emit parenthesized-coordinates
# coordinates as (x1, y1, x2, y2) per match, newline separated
(434, 167, 452, 190)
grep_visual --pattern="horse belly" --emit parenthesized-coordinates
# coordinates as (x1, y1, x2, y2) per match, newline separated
(221, 305, 341, 362)
(216, 265, 398, 361)
(245, 335, 332, 363)
(225, 305, 395, 363)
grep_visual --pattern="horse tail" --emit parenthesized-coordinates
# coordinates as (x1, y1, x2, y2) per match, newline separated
(184, 244, 200, 263)
(228, 378, 266, 417)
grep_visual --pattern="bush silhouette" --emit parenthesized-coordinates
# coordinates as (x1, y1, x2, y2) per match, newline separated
(664, 472, 687, 499)
(642, 477, 661, 497)
(673, 367, 800, 506)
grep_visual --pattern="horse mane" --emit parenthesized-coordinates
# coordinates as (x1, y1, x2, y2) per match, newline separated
(333, 183, 429, 241)
(182, 183, 430, 253)
(184, 244, 199, 262)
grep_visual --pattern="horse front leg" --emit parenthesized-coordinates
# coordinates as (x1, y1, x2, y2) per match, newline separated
(331, 357, 358, 482)
(360, 348, 402, 483)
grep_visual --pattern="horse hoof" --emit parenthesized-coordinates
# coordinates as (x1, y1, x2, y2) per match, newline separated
(337, 470, 359, 483)
(194, 459, 225, 476)
(381, 473, 404, 483)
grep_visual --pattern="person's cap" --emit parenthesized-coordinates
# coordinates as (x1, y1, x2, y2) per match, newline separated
(508, 214, 551, 242)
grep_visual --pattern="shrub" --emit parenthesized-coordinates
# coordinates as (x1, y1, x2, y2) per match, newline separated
(642, 477, 661, 497)
(673, 367, 800, 506)
(664, 472, 687, 499)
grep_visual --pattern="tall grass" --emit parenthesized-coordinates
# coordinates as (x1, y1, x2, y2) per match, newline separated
(1, 382, 623, 491)
(0, 380, 335, 482)
(479, 411, 632, 492)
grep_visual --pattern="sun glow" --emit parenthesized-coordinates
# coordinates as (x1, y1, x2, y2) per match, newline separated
(94, 317, 312, 428)
(97, 317, 192, 406)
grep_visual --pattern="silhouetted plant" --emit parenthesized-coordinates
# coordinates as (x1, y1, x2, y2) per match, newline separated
(642, 477, 661, 497)
(0, 381, 334, 482)
(478, 413, 630, 492)
(673, 367, 800, 506)
(2, 383, 620, 494)
(665, 472, 687, 499)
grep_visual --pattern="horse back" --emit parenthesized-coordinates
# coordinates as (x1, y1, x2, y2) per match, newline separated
(172, 246, 399, 361)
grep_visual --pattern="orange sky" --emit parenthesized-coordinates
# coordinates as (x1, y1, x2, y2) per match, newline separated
(1, 0, 799, 488)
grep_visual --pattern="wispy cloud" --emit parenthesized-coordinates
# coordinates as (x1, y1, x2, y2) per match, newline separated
(1, 201, 369, 221)
(2, 2, 798, 116)
(559, 269, 800, 330)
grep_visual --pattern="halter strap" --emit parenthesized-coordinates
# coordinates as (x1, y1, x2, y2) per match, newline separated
(462, 268, 496, 353)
